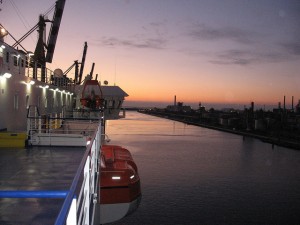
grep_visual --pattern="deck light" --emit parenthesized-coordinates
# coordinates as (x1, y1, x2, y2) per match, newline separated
(130, 175, 135, 179)
(112, 176, 121, 180)
(3, 73, 12, 78)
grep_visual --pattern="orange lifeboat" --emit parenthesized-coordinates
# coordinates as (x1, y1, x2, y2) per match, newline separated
(80, 80, 103, 109)
(99, 145, 141, 224)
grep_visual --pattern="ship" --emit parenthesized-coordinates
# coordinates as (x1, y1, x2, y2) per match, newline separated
(0, 0, 141, 224)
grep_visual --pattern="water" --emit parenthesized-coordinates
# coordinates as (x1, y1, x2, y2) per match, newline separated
(106, 111, 300, 225)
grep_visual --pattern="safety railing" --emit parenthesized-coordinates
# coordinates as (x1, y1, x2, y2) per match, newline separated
(28, 116, 98, 135)
(0, 120, 102, 225)
(55, 120, 101, 225)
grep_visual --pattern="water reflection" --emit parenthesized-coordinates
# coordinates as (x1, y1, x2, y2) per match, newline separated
(107, 111, 300, 225)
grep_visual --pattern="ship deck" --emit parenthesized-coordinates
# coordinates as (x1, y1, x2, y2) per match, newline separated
(0, 146, 86, 225)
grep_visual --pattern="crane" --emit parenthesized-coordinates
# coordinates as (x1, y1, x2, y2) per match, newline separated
(10, 0, 66, 82)
(45, 0, 66, 63)
(63, 42, 88, 84)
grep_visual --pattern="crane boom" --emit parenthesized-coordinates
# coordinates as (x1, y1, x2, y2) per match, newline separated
(45, 0, 66, 63)
(78, 42, 88, 84)
(90, 63, 95, 79)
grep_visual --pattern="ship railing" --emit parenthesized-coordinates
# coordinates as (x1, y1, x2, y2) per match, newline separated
(27, 114, 99, 135)
(25, 60, 75, 92)
(55, 121, 101, 225)
(0, 121, 102, 225)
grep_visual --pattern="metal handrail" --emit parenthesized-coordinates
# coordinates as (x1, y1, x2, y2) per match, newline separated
(54, 120, 101, 225)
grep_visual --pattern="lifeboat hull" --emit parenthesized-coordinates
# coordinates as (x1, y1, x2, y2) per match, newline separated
(98, 145, 141, 224)
(100, 194, 141, 224)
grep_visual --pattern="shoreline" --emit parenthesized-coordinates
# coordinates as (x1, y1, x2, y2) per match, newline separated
(139, 111, 300, 151)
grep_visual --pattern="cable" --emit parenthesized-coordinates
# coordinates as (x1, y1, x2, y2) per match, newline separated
(8, 0, 31, 31)
(43, 3, 55, 18)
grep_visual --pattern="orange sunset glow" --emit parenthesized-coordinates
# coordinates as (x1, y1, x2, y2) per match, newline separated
(1, 0, 299, 109)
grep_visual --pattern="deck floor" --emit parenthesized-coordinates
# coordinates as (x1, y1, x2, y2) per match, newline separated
(0, 146, 85, 225)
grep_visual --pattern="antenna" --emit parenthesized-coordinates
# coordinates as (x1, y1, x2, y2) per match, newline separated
(114, 57, 117, 86)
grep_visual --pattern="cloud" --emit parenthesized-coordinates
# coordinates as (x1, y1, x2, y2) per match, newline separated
(184, 23, 300, 66)
(188, 23, 255, 45)
(209, 48, 296, 66)
(97, 20, 169, 50)
(281, 41, 300, 56)
(98, 36, 167, 50)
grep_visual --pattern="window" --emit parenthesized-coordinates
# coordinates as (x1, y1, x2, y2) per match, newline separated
(14, 94, 19, 110)
(26, 95, 29, 109)
(45, 97, 47, 108)
(37, 96, 41, 109)
(6, 52, 9, 63)
(13, 56, 18, 66)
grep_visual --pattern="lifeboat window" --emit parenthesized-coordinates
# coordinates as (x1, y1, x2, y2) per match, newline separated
(26, 95, 29, 109)
(14, 94, 19, 110)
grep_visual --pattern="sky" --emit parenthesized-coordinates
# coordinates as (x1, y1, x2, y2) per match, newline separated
(1, 0, 300, 109)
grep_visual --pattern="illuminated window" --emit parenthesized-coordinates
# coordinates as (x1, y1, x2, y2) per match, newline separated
(45, 97, 47, 108)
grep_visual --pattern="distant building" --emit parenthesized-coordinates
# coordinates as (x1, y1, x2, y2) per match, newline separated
(166, 102, 192, 112)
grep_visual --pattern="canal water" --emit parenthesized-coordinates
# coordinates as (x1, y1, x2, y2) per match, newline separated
(107, 111, 300, 225)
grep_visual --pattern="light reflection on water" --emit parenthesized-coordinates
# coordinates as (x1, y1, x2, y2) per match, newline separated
(107, 111, 300, 225)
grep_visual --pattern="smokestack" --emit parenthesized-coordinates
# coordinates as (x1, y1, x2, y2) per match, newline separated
(251, 102, 254, 111)
(283, 96, 286, 111)
(292, 96, 294, 110)
(174, 95, 176, 106)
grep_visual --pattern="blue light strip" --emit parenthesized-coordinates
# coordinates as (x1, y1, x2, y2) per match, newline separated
(0, 190, 69, 198)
